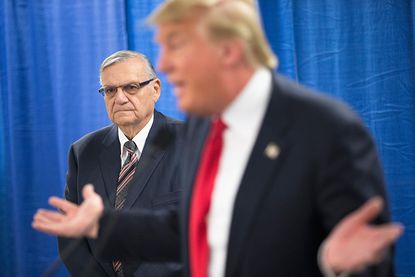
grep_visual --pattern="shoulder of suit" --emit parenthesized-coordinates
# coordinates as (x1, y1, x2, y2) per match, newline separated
(272, 74, 363, 129)
(155, 110, 184, 131)
(70, 124, 115, 150)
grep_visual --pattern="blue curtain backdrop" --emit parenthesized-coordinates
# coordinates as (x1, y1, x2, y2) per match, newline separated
(0, 1, 414, 276)
(0, 0, 127, 276)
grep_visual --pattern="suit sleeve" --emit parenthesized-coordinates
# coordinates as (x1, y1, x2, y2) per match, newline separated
(95, 208, 181, 263)
(57, 145, 108, 276)
(316, 119, 394, 277)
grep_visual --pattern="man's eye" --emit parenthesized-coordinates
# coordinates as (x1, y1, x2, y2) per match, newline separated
(124, 84, 139, 93)
(168, 38, 186, 51)
(105, 87, 117, 94)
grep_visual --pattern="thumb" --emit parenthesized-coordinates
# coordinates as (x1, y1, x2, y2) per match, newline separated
(82, 184, 96, 199)
(349, 196, 383, 226)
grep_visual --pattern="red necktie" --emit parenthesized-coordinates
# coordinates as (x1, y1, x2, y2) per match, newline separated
(189, 118, 227, 277)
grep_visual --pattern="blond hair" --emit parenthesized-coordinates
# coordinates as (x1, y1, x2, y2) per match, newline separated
(148, 0, 278, 69)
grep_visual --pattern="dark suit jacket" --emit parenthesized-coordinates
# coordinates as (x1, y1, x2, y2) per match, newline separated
(58, 111, 183, 277)
(96, 75, 393, 277)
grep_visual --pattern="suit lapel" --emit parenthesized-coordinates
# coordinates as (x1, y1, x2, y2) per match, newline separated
(182, 118, 211, 215)
(89, 125, 120, 277)
(225, 76, 291, 277)
(123, 112, 167, 208)
(98, 125, 121, 206)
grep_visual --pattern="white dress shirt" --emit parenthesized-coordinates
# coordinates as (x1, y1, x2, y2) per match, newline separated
(118, 114, 154, 166)
(207, 68, 272, 277)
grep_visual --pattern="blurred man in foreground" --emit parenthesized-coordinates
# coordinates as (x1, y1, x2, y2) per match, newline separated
(34, 1, 402, 276)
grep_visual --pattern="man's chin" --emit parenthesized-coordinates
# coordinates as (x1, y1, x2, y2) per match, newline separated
(178, 101, 198, 115)
(113, 118, 137, 127)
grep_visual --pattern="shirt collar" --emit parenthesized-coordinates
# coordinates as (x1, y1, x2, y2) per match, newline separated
(118, 113, 154, 156)
(222, 67, 272, 133)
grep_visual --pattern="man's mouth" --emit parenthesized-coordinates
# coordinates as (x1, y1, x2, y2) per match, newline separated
(114, 109, 133, 113)
(172, 81, 186, 95)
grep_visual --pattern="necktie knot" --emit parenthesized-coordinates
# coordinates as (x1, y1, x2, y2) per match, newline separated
(123, 141, 137, 166)
(124, 140, 137, 153)
(211, 118, 227, 138)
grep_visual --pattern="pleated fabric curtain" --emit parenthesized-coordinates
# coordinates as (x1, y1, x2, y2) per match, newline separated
(0, 0, 127, 276)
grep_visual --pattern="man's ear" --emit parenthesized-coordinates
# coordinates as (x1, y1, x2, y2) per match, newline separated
(152, 79, 161, 102)
(219, 39, 245, 68)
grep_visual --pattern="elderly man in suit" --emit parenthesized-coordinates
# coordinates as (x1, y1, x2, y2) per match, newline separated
(58, 50, 182, 277)
(34, 1, 402, 277)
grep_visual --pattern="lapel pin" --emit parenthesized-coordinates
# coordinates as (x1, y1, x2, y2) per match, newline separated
(264, 142, 280, 160)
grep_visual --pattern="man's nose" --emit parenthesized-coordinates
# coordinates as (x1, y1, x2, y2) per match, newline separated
(114, 88, 128, 103)
(157, 50, 171, 74)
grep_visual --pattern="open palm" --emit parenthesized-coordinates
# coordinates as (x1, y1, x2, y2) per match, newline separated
(323, 197, 403, 273)
(32, 184, 103, 238)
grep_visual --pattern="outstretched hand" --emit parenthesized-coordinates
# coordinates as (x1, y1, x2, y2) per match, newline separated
(32, 184, 103, 238)
(322, 197, 403, 273)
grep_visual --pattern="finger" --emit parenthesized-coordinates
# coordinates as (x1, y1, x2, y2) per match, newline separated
(347, 197, 383, 226)
(32, 220, 62, 236)
(33, 217, 80, 237)
(35, 209, 66, 222)
(370, 223, 404, 249)
(33, 211, 53, 225)
(378, 223, 403, 239)
(32, 212, 58, 228)
(82, 184, 95, 199)
(34, 210, 67, 227)
(349, 224, 404, 267)
(33, 214, 55, 226)
(49, 197, 78, 212)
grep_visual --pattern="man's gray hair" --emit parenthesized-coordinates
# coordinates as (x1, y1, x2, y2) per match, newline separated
(99, 50, 157, 84)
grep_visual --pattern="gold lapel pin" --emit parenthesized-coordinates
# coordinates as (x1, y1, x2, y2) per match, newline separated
(264, 142, 280, 160)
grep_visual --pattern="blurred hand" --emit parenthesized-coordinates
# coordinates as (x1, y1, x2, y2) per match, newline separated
(322, 197, 403, 273)
(32, 184, 103, 238)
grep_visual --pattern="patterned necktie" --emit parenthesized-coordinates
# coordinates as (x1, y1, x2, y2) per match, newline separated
(189, 118, 227, 277)
(113, 140, 139, 276)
